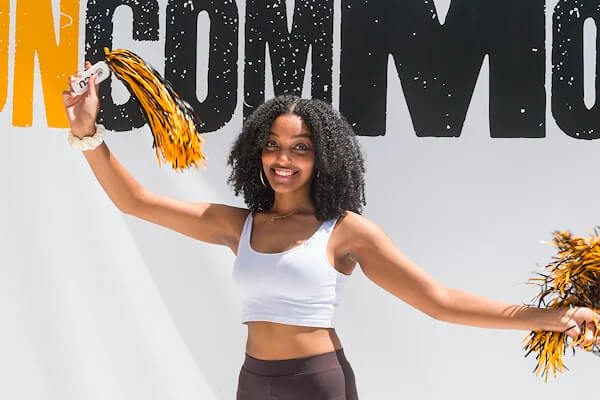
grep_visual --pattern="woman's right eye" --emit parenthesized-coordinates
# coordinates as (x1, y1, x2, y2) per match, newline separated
(265, 140, 278, 148)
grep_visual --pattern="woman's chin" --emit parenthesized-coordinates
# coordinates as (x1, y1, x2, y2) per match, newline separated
(270, 184, 301, 194)
(268, 180, 311, 194)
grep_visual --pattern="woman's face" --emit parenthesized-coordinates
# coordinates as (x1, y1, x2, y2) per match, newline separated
(261, 113, 316, 195)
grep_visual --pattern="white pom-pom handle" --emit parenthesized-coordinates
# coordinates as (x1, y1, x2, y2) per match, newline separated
(70, 61, 111, 95)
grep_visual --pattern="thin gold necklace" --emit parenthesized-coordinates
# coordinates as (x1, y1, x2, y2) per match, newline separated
(270, 210, 297, 221)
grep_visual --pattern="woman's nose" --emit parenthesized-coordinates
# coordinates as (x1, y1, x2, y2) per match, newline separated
(275, 149, 292, 163)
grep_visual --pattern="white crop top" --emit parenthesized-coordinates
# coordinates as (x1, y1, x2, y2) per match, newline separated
(232, 212, 351, 328)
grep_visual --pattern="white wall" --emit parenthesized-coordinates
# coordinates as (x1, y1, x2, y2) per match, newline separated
(1, 1, 598, 399)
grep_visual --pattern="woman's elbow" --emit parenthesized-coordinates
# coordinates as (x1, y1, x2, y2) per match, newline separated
(422, 285, 451, 321)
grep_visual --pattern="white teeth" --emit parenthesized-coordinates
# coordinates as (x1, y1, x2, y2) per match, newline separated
(274, 168, 295, 176)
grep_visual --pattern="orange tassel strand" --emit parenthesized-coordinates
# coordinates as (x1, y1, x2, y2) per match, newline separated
(523, 230, 600, 381)
(103, 48, 207, 172)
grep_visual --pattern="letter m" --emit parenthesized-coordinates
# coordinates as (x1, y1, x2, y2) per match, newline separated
(340, 0, 545, 137)
(244, 0, 334, 118)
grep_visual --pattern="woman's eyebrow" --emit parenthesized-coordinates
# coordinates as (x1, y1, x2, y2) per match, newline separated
(268, 131, 312, 138)
(294, 133, 312, 138)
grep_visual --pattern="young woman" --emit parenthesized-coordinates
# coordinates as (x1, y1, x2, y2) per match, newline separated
(63, 65, 599, 400)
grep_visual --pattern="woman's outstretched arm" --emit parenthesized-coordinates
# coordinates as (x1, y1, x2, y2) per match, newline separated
(63, 63, 247, 251)
(341, 212, 600, 345)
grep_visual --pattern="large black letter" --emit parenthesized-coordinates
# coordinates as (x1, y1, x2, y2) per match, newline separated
(85, 0, 159, 131)
(165, 0, 238, 132)
(552, 0, 600, 139)
(340, 0, 545, 137)
(244, 0, 333, 118)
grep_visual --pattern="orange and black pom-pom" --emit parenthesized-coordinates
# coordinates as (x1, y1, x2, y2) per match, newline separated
(524, 229, 600, 381)
(103, 47, 206, 172)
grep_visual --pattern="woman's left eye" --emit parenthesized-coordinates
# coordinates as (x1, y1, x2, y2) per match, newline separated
(295, 143, 310, 151)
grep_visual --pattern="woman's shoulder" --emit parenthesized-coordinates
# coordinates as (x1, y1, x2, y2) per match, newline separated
(208, 205, 250, 237)
(223, 205, 251, 227)
(215, 206, 251, 253)
(336, 210, 376, 230)
(334, 211, 383, 243)
(328, 211, 386, 268)
(332, 211, 395, 266)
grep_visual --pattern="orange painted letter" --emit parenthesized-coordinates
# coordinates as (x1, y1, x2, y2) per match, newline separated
(13, 0, 79, 127)
(0, 0, 9, 113)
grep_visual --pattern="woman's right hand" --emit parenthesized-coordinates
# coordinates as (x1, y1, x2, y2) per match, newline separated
(62, 61, 100, 139)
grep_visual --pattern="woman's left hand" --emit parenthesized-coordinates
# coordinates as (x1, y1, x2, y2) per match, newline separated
(559, 307, 600, 347)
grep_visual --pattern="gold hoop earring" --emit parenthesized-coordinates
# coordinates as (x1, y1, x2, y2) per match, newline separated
(259, 168, 267, 187)
(317, 170, 320, 178)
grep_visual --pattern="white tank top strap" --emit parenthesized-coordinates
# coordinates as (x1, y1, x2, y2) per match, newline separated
(323, 217, 338, 234)
(302, 216, 338, 248)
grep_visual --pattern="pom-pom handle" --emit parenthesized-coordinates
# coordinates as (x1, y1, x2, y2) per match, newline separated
(71, 61, 111, 95)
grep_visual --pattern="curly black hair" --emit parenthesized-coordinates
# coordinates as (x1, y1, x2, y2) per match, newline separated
(227, 95, 366, 221)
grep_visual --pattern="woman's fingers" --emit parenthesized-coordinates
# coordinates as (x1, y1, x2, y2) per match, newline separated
(87, 73, 98, 98)
(66, 61, 92, 95)
(64, 62, 95, 112)
(583, 323, 594, 346)
(62, 89, 74, 102)
(67, 61, 93, 90)
(573, 313, 599, 347)
(561, 308, 600, 348)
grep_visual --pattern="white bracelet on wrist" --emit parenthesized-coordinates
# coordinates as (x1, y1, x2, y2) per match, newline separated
(67, 124, 106, 151)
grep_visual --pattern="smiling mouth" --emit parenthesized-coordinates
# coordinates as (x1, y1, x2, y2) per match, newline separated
(271, 168, 298, 177)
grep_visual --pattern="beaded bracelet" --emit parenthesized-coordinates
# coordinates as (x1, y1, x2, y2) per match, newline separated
(67, 124, 106, 151)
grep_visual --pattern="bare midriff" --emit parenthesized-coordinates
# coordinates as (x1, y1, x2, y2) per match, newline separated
(245, 321, 343, 360)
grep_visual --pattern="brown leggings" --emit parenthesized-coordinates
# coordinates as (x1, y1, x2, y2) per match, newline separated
(236, 348, 359, 400)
